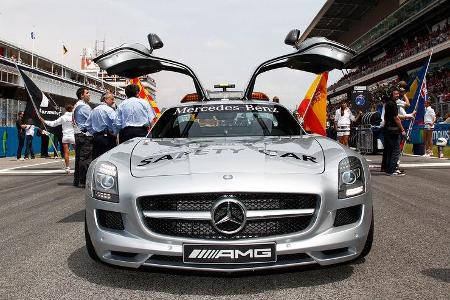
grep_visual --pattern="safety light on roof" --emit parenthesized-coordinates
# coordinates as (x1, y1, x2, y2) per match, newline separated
(214, 84, 235, 91)
(181, 93, 200, 103)
(250, 92, 270, 101)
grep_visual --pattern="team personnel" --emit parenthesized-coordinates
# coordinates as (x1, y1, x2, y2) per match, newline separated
(86, 92, 118, 160)
(15, 111, 27, 160)
(24, 118, 36, 159)
(73, 87, 93, 188)
(423, 99, 436, 157)
(334, 101, 360, 146)
(115, 84, 155, 143)
(40, 104, 75, 173)
(383, 94, 406, 176)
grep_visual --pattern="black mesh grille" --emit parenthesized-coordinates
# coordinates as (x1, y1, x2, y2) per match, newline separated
(334, 205, 362, 227)
(276, 253, 311, 262)
(144, 216, 313, 240)
(139, 193, 317, 211)
(139, 193, 318, 240)
(149, 255, 183, 263)
(97, 210, 124, 230)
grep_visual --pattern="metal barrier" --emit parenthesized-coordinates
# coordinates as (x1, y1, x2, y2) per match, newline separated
(356, 125, 373, 154)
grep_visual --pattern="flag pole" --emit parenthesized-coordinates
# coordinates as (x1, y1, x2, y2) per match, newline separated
(400, 50, 433, 161)
(31, 33, 35, 69)
(61, 43, 64, 79)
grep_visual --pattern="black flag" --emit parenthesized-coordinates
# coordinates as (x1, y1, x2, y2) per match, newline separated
(18, 67, 60, 125)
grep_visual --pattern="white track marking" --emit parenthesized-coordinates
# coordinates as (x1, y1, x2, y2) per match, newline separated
(0, 159, 72, 172)
(369, 162, 450, 168)
(0, 169, 73, 175)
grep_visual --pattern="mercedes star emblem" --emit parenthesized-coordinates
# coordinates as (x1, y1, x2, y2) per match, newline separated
(211, 198, 247, 235)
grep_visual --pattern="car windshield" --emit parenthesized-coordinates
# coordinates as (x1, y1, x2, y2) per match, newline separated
(150, 103, 301, 138)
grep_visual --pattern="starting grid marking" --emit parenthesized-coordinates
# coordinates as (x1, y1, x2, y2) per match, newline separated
(0, 169, 73, 175)
(0, 159, 72, 175)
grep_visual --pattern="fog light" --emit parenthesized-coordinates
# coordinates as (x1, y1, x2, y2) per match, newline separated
(93, 190, 119, 202)
(95, 191, 112, 200)
(345, 186, 364, 197)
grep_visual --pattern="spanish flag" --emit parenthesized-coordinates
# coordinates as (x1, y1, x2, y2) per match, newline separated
(129, 78, 161, 118)
(297, 72, 328, 136)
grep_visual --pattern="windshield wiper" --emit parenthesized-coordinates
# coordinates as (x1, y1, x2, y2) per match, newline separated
(252, 112, 270, 136)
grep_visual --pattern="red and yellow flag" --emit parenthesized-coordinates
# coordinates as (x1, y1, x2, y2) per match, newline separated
(297, 72, 328, 136)
(129, 78, 161, 118)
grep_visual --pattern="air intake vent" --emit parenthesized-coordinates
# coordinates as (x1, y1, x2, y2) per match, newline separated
(97, 210, 124, 230)
(334, 205, 362, 227)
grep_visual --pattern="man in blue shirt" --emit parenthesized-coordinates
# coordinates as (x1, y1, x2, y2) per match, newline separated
(86, 92, 118, 160)
(73, 86, 93, 188)
(115, 84, 155, 143)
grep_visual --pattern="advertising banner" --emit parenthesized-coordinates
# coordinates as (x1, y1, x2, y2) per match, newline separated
(409, 124, 450, 145)
(351, 87, 370, 113)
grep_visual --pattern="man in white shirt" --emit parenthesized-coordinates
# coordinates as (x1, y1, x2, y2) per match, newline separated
(423, 99, 436, 157)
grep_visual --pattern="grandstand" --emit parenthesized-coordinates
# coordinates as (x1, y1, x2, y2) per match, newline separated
(302, 0, 450, 116)
(0, 39, 125, 127)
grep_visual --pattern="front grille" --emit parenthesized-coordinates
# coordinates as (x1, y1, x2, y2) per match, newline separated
(334, 205, 362, 227)
(139, 193, 318, 240)
(143, 217, 312, 239)
(139, 193, 317, 211)
(97, 210, 124, 230)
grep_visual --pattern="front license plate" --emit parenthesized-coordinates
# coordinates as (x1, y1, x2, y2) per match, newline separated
(183, 243, 276, 264)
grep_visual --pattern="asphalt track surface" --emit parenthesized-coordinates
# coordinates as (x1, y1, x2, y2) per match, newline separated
(0, 156, 449, 299)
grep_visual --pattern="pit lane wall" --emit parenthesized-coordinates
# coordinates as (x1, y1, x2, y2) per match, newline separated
(0, 126, 56, 157)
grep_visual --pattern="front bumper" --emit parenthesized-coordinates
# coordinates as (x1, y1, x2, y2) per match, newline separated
(85, 173, 372, 273)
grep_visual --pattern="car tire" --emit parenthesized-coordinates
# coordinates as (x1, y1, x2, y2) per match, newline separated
(85, 216, 100, 261)
(358, 211, 374, 259)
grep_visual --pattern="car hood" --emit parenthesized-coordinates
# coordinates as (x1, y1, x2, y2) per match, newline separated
(130, 136, 324, 177)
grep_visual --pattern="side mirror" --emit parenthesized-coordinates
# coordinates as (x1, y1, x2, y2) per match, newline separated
(284, 29, 301, 48)
(148, 33, 164, 51)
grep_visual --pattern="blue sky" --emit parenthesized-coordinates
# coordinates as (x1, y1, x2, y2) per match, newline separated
(0, 0, 344, 109)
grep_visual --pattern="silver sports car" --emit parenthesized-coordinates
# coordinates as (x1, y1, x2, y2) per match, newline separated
(85, 31, 373, 272)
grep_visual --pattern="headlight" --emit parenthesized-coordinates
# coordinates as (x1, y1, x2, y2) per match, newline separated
(338, 156, 365, 198)
(93, 162, 119, 202)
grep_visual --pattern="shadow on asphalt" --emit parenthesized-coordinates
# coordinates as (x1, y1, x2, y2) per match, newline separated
(58, 209, 85, 223)
(68, 247, 354, 295)
(370, 172, 389, 177)
(57, 182, 76, 186)
(421, 268, 450, 283)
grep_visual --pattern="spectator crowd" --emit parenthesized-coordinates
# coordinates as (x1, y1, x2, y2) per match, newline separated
(329, 21, 450, 93)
